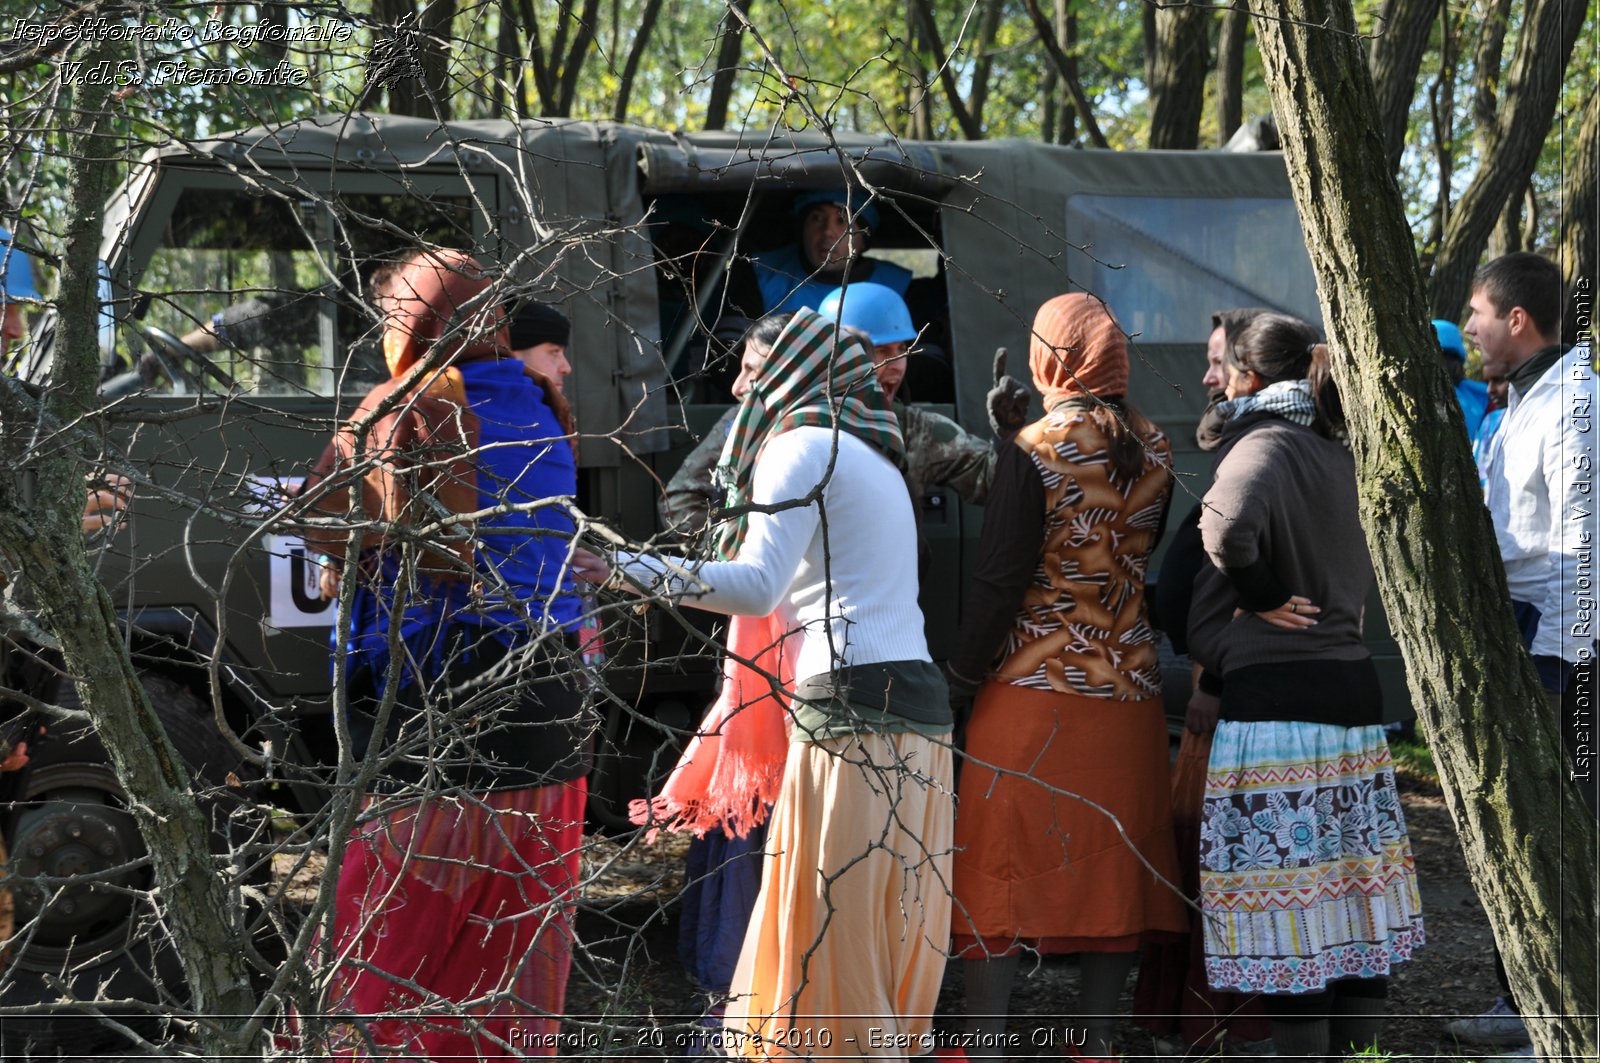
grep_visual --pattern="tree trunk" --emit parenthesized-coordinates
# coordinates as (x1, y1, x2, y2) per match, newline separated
(611, 0, 664, 121)
(1141, 0, 1156, 91)
(1472, 0, 1514, 156)
(1428, 0, 1587, 321)
(555, 0, 600, 116)
(495, 3, 521, 119)
(1561, 92, 1598, 346)
(1021, 0, 1106, 148)
(1424, 1, 1456, 261)
(1148, 1, 1209, 149)
(1252, 6, 1599, 1061)
(520, 0, 558, 114)
(909, 0, 983, 139)
(0, 46, 261, 1057)
(1215, 5, 1247, 146)
(1490, 181, 1526, 258)
(417, 0, 457, 119)
(704, 0, 751, 131)
(903, 3, 934, 142)
(967, 0, 1006, 132)
(1367, 0, 1441, 173)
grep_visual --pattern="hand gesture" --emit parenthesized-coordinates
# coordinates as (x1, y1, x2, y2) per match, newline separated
(986, 347, 1030, 439)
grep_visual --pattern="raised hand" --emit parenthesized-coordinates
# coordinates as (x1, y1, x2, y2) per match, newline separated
(986, 347, 1030, 439)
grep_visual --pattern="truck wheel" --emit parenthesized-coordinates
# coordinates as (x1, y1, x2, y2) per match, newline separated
(0, 672, 253, 1056)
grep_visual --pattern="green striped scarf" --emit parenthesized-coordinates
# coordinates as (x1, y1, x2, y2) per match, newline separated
(713, 307, 906, 557)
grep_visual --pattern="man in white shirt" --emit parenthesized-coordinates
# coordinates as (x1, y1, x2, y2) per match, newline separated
(1448, 252, 1597, 1052)
(1469, 253, 1596, 734)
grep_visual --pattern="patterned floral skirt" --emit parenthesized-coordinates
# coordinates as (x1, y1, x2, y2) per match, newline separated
(1199, 720, 1424, 995)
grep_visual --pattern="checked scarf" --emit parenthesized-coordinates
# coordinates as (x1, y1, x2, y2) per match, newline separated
(712, 306, 906, 559)
(1217, 377, 1317, 427)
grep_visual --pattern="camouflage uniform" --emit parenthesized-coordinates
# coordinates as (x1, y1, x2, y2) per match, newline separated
(660, 404, 995, 544)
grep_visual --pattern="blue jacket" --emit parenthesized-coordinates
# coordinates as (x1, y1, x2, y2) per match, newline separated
(1454, 377, 1489, 443)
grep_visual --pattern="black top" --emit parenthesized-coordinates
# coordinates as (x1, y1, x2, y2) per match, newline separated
(945, 440, 1046, 690)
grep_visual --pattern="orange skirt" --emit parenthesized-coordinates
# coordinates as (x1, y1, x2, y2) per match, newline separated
(951, 683, 1185, 957)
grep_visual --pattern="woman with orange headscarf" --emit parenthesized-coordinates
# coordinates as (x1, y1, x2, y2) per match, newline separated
(303, 250, 589, 1059)
(946, 292, 1185, 1059)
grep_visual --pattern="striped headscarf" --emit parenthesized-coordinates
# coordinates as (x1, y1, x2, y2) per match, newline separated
(1029, 292, 1129, 406)
(713, 307, 905, 557)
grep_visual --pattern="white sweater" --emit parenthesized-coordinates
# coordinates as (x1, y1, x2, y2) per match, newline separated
(619, 426, 930, 682)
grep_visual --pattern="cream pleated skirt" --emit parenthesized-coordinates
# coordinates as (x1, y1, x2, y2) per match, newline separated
(726, 730, 954, 1060)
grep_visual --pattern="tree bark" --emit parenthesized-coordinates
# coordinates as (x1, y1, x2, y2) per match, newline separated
(1561, 92, 1598, 346)
(704, 0, 751, 131)
(1472, 0, 1514, 156)
(1252, 5, 1598, 1060)
(1490, 181, 1526, 258)
(1020, 0, 1106, 148)
(1141, 0, 1157, 91)
(1367, 0, 1441, 173)
(1428, 0, 1588, 321)
(1148, 1, 1210, 149)
(1215, 4, 1247, 146)
(0, 46, 261, 1057)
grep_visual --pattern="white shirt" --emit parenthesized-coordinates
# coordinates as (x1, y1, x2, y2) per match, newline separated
(619, 426, 930, 682)
(1479, 345, 1598, 662)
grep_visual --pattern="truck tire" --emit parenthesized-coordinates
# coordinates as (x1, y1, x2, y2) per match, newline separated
(0, 671, 254, 1056)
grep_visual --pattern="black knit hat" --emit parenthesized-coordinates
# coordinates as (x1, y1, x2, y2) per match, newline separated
(507, 301, 570, 350)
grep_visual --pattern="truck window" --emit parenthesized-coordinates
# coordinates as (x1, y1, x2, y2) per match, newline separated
(1064, 194, 1322, 341)
(647, 189, 951, 405)
(136, 185, 480, 396)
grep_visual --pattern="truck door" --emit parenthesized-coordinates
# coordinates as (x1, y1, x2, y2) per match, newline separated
(101, 166, 499, 706)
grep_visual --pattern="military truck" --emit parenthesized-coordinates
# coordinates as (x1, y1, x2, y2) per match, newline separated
(3, 114, 1403, 1044)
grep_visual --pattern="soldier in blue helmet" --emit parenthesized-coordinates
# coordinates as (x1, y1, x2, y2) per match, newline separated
(0, 226, 42, 356)
(1433, 318, 1490, 442)
(817, 280, 918, 401)
(662, 284, 1021, 543)
(0, 228, 131, 538)
(749, 190, 912, 315)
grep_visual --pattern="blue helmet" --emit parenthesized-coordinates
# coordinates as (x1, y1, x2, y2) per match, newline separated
(791, 189, 880, 233)
(818, 282, 917, 347)
(0, 227, 40, 304)
(1432, 319, 1467, 361)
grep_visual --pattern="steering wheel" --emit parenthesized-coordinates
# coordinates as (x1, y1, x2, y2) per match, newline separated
(136, 324, 240, 393)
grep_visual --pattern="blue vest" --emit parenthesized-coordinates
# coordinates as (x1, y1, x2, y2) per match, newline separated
(751, 244, 913, 314)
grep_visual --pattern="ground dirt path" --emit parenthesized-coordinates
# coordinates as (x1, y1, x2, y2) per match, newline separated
(566, 775, 1507, 1061)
